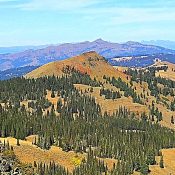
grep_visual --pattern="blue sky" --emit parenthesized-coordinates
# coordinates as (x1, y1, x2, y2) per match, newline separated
(0, 0, 175, 46)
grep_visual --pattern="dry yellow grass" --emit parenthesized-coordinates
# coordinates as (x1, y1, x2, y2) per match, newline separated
(0, 136, 84, 172)
(113, 66, 129, 72)
(154, 61, 175, 81)
(26, 51, 128, 82)
(149, 148, 175, 175)
(114, 66, 175, 129)
(19, 90, 61, 116)
(46, 90, 59, 106)
(132, 149, 175, 175)
(74, 84, 148, 115)
(0, 136, 117, 173)
(1, 137, 175, 174)
(74, 83, 175, 130)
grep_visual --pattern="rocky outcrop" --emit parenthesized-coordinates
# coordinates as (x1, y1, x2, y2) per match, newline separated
(0, 141, 33, 175)
(0, 153, 22, 175)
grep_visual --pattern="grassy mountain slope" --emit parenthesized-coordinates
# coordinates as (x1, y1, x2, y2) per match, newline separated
(26, 52, 175, 129)
(26, 51, 127, 81)
(1, 136, 175, 175)
(153, 61, 175, 81)
(1, 52, 175, 175)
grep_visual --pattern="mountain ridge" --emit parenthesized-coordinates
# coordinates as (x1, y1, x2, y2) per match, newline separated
(142, 40, 175, 50)
(1, 39, 175, 71)
(0, 45, 49, 54)
(0, 66, 38, 80)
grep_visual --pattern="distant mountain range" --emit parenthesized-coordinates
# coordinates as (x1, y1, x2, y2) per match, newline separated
(0, 45, 49, 54)
(1, 39, 175, 71)
(142, 40, 175, 50)
(0, 66, 38, 80)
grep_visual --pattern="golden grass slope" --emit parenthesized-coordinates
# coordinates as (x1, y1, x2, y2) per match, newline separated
(74, 84, 148, 115)
(25, 51, 127, 81)
(153, 61, 175, 81)
(132, 149, 175, 175)
(0, 136, 117, 173)
(1, 137, 175, 175)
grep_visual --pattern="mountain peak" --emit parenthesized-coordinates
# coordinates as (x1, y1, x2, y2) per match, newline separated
(81, 51, 106, 62)
(82, 51, 100, 56)
(93, 38, 107, 43)
(26, 51, 117, 79)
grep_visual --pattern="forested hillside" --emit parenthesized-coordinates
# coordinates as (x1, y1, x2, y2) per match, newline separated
(0, 52, 175, 174)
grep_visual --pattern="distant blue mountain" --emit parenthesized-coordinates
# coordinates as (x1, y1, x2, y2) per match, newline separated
(0, 39, 175, 71)
(142, 40, 175, 50)
(0, 45, 49, 54)
(0, 66, 38, 80)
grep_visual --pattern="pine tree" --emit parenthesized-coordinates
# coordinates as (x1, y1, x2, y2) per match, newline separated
(34, 161, 37, 167)
(171, 116, 174, 124)
(17, 139, 20, 146)
(159, 156, 164, 168)
(51, 90, 55, 98)
(57, 98, 62, 113)
(140, 163, 149, 175)
(146, 151, 156, 165)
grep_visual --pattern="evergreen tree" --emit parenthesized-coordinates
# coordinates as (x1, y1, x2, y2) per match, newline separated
(146, 151, 156, 165)
(159, 156, 164, 168)
(51, 90, 55, 98)
(171, 116, 174, 124)
(140, 163, 149, 175)
(17, 139, 20, 146)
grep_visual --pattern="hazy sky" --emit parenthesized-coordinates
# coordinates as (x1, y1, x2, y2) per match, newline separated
(0, 0, 175, 46)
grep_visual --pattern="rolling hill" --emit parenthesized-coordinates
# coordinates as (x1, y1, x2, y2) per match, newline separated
(26, 51, 127, 81)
